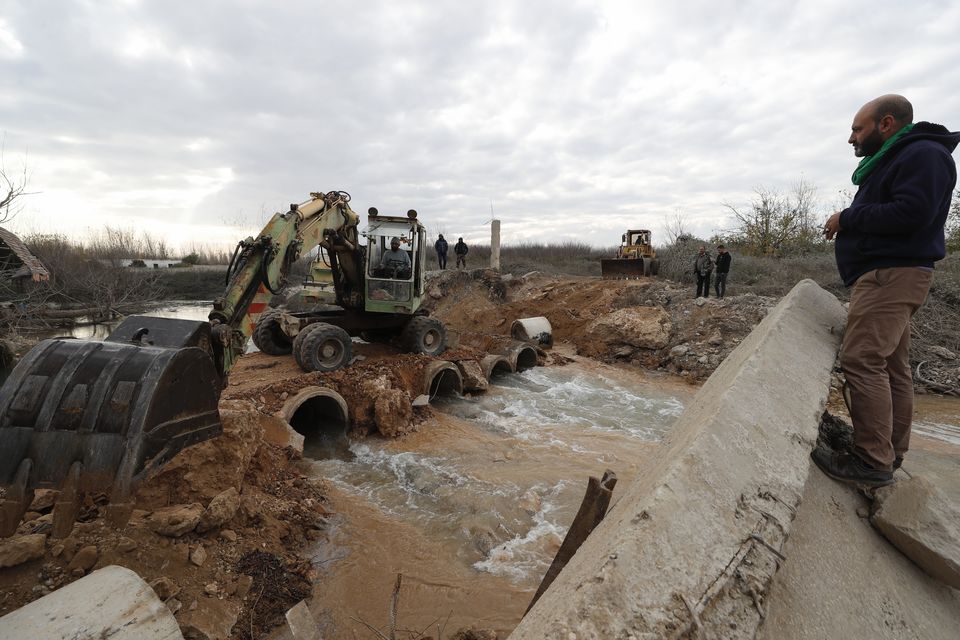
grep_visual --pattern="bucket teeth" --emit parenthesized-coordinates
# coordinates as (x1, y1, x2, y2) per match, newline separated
(0, 458, 34, 537)
(51, 461, 83, 539)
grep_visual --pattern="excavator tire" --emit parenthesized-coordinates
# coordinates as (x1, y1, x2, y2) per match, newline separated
(402, 316, 447, 357)
(650, 259, 660, 276)
(297, 323, 352, 373)
(252, 309, 292, 356)
(0, 317, 222, 537)
(292, 328, 310, 371)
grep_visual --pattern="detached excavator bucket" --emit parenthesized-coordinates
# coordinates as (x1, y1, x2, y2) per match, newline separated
(0, 316, 223, 538)
(600, 258, 648, 280)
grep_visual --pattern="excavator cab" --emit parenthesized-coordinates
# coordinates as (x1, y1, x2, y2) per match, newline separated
(364, 210, 427, 314)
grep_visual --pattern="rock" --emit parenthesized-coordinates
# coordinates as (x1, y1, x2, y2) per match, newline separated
(196, 487, 241, 534)
(374, 388, 414, 437)
(67, 545, 99, 574)
(178, 598, 242, 640)
(220, 529, 238, 543)
(451, 627, 498, 640)
(60, 537, 82, 562)
(286, 600, 321, 640)
(456, 360, 489, 392)
(28, 489, 58, 512)
(235, 574, 254, 599)
(116, 537, 137, 553)
(695, 297, 707, 307)
(587, 307, 672, 350)
(204, 582, 220, 596)
(614, 345, 634, 358)
(670, 344, 690, 358)
(412, 394, 430, 407)
(150, 576, 181, 601)
(147, 503, 204, 537)
(174, 542, 191, 564)
(22, 511, 41, 522)
(698, 355, 709, 364)
(428, 286, 443, 299)
(871, 476, 960, 588)
(707, 330, 723, 346)
(856, 507, 870, 518)
(0, 534, 47, 568)
(470, 527, 498, 557)
(166, 597, 182, 615)
(190, 544, 208, 567)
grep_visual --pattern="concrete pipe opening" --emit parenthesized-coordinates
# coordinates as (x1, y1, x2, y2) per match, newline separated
(423, 361, 463, 399)
(511, 316, 553, 347)
(280, 387, 351, 460)
(481, 354, 514, 381)
(513, 345, 539, 372)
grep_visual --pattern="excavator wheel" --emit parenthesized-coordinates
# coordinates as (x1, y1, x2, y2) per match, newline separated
(292, 328, 310, 371)
(650, 259, 660, 276)
(297, 323, 352, 373)
(252, 309, 293, 356)
(402, 317, 447, 357)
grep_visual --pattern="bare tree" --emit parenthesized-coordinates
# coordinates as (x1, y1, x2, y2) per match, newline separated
(0, 143, 31, 224)
(724, 179, 826, 256)
(663, 208, 691, 245)
(947, 189, 960, 253)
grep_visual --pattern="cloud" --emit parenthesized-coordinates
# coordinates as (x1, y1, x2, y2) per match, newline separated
(1, 0, 958, 253)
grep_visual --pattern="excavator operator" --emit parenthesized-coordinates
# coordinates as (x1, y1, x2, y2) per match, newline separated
(379, 237, 411, 279)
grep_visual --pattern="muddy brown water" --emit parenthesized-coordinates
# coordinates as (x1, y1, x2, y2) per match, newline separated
(299, 358, 692, 638)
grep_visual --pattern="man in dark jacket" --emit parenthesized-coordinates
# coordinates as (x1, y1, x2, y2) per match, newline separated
(714, 245, 731, 298)
(454, 237, 468, 269)
(693, 246, 713, 298)
(434, 234, 448, 269)
(816, 94, 958, 487)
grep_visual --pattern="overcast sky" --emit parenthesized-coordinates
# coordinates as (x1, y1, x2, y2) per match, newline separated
(2, 0, 958, 253)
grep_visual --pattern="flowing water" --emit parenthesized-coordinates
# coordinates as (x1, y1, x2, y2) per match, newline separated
(302, 361, 691, 637)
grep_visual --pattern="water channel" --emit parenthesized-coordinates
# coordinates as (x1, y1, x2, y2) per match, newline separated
(303, 361, 692, 637)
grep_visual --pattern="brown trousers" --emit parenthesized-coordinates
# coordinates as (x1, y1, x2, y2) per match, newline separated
(840, 267, 933, 471)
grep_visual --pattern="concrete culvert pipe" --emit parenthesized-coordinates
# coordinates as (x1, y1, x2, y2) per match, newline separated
(423, 360, 463, 399)
(480, 354, 514, 380)
(511, 344, 540, 371)
(511, 316, 553, 347)
(280, 386, 349, 440)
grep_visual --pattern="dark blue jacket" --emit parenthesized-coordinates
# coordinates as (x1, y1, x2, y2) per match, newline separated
(836, 122, 959, 286)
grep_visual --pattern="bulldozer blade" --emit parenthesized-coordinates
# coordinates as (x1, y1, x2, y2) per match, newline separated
(600, 259, 647, 280)
(0, 317, 223, 537)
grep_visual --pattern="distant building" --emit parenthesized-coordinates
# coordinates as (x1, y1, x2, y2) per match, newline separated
(0, 226, 50, 289)
(116, 258, 181, 269)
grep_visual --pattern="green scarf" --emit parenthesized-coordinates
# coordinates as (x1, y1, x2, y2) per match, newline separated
(851, 123, 915, 185)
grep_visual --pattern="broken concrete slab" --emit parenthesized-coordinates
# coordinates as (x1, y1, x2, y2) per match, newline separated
(761, 467, 960, 639)
(510, 279, 846, 639)
(871, 475, 960, 589)
(0, 565, 184, 639)
(285, 600, 321, 640)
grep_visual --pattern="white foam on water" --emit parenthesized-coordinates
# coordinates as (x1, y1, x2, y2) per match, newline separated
(913, 420, 960, 446)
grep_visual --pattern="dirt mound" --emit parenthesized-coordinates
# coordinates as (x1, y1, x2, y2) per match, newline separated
(424, 270, 776, 383)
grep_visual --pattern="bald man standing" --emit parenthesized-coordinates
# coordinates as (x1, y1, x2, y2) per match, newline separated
(817, 95, 959, 487)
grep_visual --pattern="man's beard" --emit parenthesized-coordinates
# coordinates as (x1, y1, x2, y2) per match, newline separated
(855, 128, 885, 157)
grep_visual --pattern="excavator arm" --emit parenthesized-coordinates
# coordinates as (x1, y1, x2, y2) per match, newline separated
(0, 189, 361, 538)
(208, 190, 362, 379)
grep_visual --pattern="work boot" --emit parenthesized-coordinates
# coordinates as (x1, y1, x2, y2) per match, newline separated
(811, 445, 893, 488)
(893, 456, 904, 470)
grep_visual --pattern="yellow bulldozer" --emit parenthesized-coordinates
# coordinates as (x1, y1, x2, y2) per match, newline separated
(600, 229, 660, 279)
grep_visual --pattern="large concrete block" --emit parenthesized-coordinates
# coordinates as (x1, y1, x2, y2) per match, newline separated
(871, 476, 960, 589)
(511, 280, 846, 639)
(0, 565, 184, 639)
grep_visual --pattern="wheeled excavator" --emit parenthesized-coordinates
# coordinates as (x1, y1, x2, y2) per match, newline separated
(0, 190, 447, 538)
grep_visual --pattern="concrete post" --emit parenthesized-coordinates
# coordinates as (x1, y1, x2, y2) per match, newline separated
(491, 219, 501, 271)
